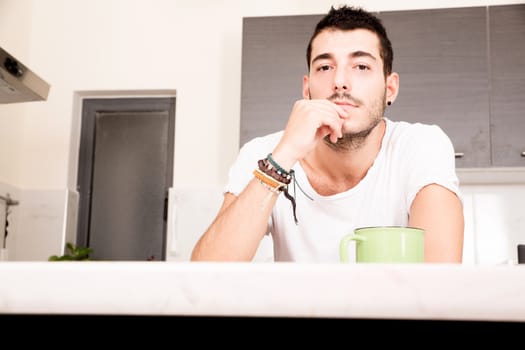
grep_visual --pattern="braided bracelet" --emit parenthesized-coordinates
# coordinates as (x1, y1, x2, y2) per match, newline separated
(258, 158, 291, 184)
(267, 153, 290, 177)
(254, 156, 298, 224)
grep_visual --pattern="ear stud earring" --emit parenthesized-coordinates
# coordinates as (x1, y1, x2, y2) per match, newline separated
(387, 101, 392, 106)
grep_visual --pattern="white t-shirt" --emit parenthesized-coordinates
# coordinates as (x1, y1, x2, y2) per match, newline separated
(225, 118, 461, 262)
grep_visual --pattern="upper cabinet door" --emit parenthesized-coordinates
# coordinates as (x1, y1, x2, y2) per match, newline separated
(378, 7, 491, 168)
(240, 14, 321, 147)
(240, 5, 523, 168)
(489, 4, 525, 167)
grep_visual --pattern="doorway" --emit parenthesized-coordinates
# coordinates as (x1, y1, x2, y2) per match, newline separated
(76, 97, 175, 261)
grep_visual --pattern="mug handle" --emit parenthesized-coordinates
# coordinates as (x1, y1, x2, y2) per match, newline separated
(339, 233, 366, 262)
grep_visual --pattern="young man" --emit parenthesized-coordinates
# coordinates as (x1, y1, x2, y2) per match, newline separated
(191, 5, 464, 262)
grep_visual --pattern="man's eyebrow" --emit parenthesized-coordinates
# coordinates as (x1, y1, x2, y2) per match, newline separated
(350, 50, 377, 60)
(311, 50, 377, 65)
(311, 53, 333, 65)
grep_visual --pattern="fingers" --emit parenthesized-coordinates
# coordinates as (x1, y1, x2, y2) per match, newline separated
(307, 100, 346, 140)
(288, 99, 346, 142)
(277, 99, 348, 164)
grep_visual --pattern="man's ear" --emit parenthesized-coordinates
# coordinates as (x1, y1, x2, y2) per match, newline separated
(302, 75, 310, 99)
(386, 72, 399, 104)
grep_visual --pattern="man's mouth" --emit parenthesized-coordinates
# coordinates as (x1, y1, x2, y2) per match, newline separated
(333, 100, 358, 113)
(329, 92, 360, 107)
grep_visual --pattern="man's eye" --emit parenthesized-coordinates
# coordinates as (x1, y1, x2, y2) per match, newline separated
(317, 65, 331, 72)
(356, 64, 369, 71)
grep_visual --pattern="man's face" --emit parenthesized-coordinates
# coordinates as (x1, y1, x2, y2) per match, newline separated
(304, 28, 388, 141)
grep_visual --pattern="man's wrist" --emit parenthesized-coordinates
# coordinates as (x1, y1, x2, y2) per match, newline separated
(269, 149, 296, 172)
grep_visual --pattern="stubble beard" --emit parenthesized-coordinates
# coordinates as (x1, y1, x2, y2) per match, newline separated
(323, 90, 386, 152)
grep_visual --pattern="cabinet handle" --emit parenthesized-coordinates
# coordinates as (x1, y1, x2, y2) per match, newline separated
(455, 152, 464, 158)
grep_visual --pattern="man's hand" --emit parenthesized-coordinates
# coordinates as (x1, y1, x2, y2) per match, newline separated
(271, 99, 348, 169)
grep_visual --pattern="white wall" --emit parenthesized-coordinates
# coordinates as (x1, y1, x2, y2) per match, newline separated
(0, 0, 523, 260)
(0, 0, 31, 184)
(0, 0, 522, 189)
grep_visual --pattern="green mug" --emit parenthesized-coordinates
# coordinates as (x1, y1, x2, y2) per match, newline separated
(339, 226, 425, 263)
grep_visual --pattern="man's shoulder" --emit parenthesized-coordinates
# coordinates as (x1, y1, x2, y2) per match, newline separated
(240, 130, 284, 151)
(386, 118, 448, 139)
(385, 118, 454, 156)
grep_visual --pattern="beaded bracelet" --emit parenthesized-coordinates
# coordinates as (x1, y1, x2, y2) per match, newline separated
(267, 153, 290, 177)
(254, 155, 298, 224)
(258, 159, 291, 185)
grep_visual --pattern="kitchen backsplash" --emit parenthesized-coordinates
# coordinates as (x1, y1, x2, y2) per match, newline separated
(0, 183, 75, 261)
(2, 169, 525, 263)
(167, 172, 525, 264)
(461, 184, 525, 264)
(457, 168, 525, 264)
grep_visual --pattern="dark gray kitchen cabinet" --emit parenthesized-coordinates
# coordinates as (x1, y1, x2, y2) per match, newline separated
(240, 5, 525, 168)
(489, 4, 525, 167)
(378, 7, 491, 168)
(240, 14, 321, 146)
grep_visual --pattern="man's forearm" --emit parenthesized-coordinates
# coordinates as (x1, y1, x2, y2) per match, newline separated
(190, 178, 278, 261)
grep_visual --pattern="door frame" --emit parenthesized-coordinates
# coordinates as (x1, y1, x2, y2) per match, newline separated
(75, 95, 175, 259)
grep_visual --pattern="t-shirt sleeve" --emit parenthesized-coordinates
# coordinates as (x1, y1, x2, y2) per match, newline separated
(223, 133, 281, 235)
(403, 124, 462, 209)
(223, 131, 282, 196)
(223, 141, 260, 195)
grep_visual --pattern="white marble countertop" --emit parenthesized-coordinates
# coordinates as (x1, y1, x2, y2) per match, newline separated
(0, 262, 524, 321)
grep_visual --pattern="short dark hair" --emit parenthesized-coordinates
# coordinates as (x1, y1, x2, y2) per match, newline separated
(306, 5, 393, 77)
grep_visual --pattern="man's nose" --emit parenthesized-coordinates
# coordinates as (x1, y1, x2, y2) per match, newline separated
(334, 83, 348, 91)
(333, 68, 349, 91)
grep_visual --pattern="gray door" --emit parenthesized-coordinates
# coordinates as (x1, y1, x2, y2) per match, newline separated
(77, 98, 175, 261)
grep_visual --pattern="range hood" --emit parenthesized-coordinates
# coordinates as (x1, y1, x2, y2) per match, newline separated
(0, 46, 50, 104)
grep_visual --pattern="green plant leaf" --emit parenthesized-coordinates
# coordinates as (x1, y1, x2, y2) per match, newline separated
(48, 242, 93, 261)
